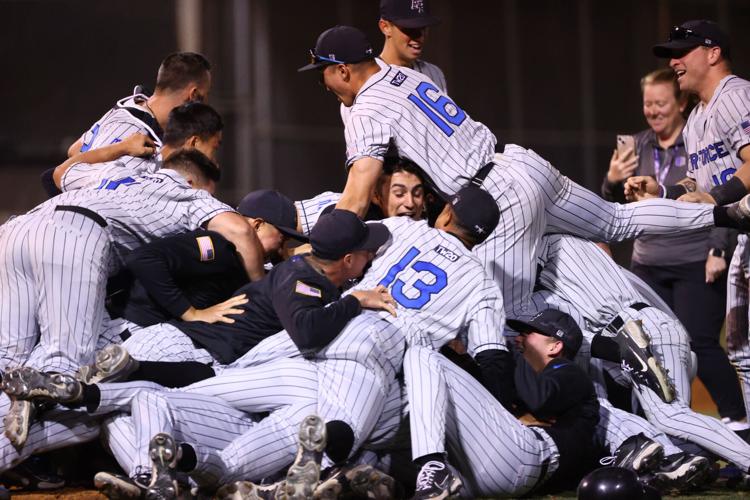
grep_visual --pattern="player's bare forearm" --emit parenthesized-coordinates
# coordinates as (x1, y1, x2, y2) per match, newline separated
(208, 212, 266, 281)
(336, 157, 384, 217)
(66, 138, 84, 158)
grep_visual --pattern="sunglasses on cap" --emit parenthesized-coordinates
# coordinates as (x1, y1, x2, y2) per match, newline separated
(308, 48, 345, 67)
(669, 25, 715, 45)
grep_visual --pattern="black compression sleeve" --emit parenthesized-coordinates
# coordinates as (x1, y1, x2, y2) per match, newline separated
(40, 168, 62, 198)
(475, 349, 518, 410)
(710, 176, 747, 206)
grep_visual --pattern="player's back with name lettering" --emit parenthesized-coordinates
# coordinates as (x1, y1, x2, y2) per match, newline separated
(345, 60, 496, 196)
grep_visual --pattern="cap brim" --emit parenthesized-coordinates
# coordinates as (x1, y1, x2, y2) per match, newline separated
(275, 225, 310, 243)
(297, 62, 328, 72)
(506, 318, 555, 338)
(354, 222, 391, 253)
(652, 39, 701, 58)
(387, 16, 441, 29)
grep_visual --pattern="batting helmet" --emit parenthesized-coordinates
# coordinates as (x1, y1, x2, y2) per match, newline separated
(577, 467, 661, 500)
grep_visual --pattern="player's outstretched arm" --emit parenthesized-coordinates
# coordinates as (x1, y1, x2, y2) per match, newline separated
(53, 133, 156, 188)
(336, 157, 384, 217)
(66, 138, 84, 158)
(207, 212, 266, 282)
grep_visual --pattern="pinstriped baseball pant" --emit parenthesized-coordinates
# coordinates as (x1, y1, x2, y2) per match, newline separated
(727, 235, 750, 420)
(0, 211, 111, 374)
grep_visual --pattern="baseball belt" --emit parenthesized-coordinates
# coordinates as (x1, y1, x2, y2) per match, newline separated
(54, 205, 108, 228)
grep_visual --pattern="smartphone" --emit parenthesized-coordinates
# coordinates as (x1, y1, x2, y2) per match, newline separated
(616, 134, 635, 156)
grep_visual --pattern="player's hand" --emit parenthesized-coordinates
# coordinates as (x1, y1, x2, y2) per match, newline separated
(120, 133, 157, 157)
(351, 285, 397, 317)
(181, 294, 248, 324)
(678, 192, 716, 205)
(623, 176, 659, 201)
(606, 148, 638, 184)
(705, 254, 727, 283)
(517, 413, 554, 427)
(289, 243, 312, 256)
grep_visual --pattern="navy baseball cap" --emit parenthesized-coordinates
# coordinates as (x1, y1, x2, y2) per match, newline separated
(380, 0, 440, 29)
(310, 209, 391, 260)
(298, 26, 375, 72)
(448, 185, 499, 243)
(237, 190, 308, 242)
(653, 20, 730, 59)
(507, 309, 583, 358)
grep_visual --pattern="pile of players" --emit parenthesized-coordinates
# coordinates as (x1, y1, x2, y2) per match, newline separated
(1, 1, 750, 499)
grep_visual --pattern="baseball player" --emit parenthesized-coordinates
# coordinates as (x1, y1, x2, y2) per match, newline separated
(628, 20, 750, 424)
(526, 233, 750, 475)
(299, 25, 749, 342)
(378, 0, 447, 92)
(66, 52, 211, 157)
(56, 101, 224, 193)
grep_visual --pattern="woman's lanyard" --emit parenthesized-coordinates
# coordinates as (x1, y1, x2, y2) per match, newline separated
(652, 145, 672, 185)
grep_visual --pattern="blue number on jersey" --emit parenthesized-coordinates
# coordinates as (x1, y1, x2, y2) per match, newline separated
(80, 123, 101, 152)
(96, 177, 138, 190)
(711, 167, 737, 187)
(407, 82, 466, 137)
(378, 246, 448, 309)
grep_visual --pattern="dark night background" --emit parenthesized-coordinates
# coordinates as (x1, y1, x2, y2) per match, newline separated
(1, 0, 749, 223)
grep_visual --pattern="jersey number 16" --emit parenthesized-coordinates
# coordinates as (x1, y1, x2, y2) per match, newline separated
(408, 82, 466, 137)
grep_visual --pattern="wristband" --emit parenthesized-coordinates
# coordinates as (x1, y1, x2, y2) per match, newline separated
(709, 248, 726, 259)
(664, 184, 688, 200)
(709, 176, 747, 206)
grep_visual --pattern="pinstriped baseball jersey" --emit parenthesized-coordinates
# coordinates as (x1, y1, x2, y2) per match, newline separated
(60, 155, 162, 192)
(536, 234, 644, 331)
(294, 191, 341, 235)
(28, 163, 232, 263)
(78, 94, 163, 153)
(351, 217, 505, 355)
(683, 75, 750, 190)
(344, 59, 495, 195)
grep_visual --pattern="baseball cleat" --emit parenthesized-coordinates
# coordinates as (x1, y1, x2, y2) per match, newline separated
(609, 433, 665, 474)
(216, 480, 283, 500)
(145, 433, 181, 500)
(94, 471, 150, 499)
(1, 455, 66, 490)
(645, 453, 712, 493)
(411, 460, 462, 500)
(315, 464, 396, 500)
(280, 414, 327, 500)
(2, 367, 82, 403)
(614, 319, 675, 403)
(3, 399, 36, 448)
(78, 344, 139, 384)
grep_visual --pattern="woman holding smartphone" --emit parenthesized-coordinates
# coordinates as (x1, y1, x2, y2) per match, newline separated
(601, 68, 746, 429)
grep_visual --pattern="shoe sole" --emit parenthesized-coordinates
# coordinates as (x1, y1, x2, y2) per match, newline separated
(281, 415, 327, 500)
(3, 399, 34, 448)
(94, 472, 143, 499)
(653, 456, 711, 493)
(630, 441, 665, 473)
(349, 465, 396, 500)
(2, 367, 78, 402)
(145, 433, 179, 500)
(619, 320, 675, 403)
(94, 345, 139, 383)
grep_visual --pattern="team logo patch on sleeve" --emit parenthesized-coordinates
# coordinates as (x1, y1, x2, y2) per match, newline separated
(434, 245, 460, 262)
(742, 120, 750, 136)
(295, 281, 322, 298)
(196, 236, 215, 261)
(390, 71, 407, 86)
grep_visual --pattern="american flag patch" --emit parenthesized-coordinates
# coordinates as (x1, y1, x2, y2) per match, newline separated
(295, 281, 322, 298)
(742, 120, 750, 136)
(196, 236, 215, 261)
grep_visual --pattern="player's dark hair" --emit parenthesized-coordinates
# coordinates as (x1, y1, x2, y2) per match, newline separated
(163, 102, 223, 147)
(382, 157, 425, 181)
(163, 149, 221, 184)
(155, 52, 211, 92)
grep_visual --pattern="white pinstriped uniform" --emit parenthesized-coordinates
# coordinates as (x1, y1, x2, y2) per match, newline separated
(528, 233, 750, 468)
(77, 94, 163, 153)
(343, 58, 717, 329)
(294, 191, 341, 236)
(682, 75, 750, 418)
(0, 163, 231, 375)
(149, 217, 504, 483)
(60, 155, 161, 192)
